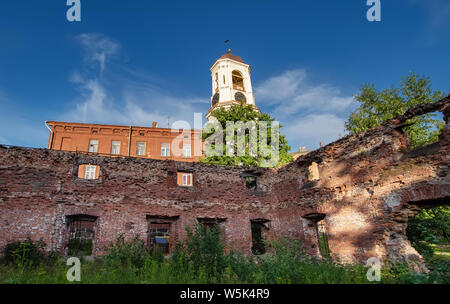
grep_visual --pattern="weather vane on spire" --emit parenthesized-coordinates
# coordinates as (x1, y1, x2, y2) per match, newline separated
(224, 40, 231, 52)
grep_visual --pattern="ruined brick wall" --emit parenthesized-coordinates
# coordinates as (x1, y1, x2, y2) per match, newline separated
(0, 148, 290, 257)
(265, 96, 450, 270)
(0, 97, 449, 270)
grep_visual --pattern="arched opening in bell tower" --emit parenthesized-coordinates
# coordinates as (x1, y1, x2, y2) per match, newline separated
(232, 70, 245, 91)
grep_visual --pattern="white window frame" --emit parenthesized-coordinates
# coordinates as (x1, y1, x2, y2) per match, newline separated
(137, 142, 146, 156)
(88, 140, 98, 153)
(84, 165, 97, 180)
(111, 141, 121, 155)
(182, 143, 191, 158)
(161, 143, 170, 157)
(182, 173, 193, 186)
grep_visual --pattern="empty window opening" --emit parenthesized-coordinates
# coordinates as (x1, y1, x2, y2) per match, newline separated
(77, 164, 100, 180)
(308, 162, 320, 181)
(251, 220, 269, 255)
(197, 218, 227, 237)
(147, 216, 178, 255)
(88, 139, 98, 153)
(182, 144, 191, 158)
(149, 223, 170, 255)
(303, 213, 330, 259)
(177, 172, 193, 187)
(198, 218, 218, 230)
(245, 176, 257, 190)
(161, 143, 170, 157)
(242, 171, 262, 192)
(66, 215, 97, 257)
(232, 70, 245, 91)
(317, 220, 331, 259)
(406, 198, 449, 271)
(111, 141, 121, 155)
(137, 142, 146, 156)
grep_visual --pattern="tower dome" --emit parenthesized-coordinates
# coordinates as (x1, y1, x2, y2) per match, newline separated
(217, 49, 245, 63)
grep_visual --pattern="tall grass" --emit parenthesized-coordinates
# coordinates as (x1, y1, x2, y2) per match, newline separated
(0, 225, 445, 284)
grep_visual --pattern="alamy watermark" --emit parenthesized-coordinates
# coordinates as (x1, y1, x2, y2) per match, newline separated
(167, 114, 280, 168)
(366, 257, 381, 282)
(66, 0, 81, 22)
(366, 0, 381, 22)
(204, 118, 280, 167)
(66, 1, 380, 23)
(66, 257, 81, 282)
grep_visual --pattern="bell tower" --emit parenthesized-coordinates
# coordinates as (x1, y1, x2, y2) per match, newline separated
(207, 50, 259, 119)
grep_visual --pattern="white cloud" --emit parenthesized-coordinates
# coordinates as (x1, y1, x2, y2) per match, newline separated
(76, 33, 121, 74)
(63, 75, 209, 129)
(64, 78, 126, 124)
(62, 33, 210, 130)
(122, 88, 209, 127)
(283, 85, 353, 115)
(254, 69, 355, 151)
(256, 70, 307, 102)
(256, 69, 354, 115)
(284, 114, 347, 149)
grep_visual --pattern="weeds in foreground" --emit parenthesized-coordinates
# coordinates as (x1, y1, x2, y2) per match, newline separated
(0, 225, 447, 284)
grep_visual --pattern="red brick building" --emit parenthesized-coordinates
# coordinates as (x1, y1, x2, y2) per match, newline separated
(46, 121, 203, 162)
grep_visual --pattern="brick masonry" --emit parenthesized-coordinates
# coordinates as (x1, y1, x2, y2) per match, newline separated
(1, 96, 449, 271)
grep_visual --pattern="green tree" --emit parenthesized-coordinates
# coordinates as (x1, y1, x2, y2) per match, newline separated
(200, 102, 293, 167)
(345, 72, 445, 149)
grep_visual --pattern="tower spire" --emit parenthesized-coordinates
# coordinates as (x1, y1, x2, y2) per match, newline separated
(224, 39, 230, 50)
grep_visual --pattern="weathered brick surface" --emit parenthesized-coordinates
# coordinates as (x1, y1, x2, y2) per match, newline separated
(0, 96, 449, 271)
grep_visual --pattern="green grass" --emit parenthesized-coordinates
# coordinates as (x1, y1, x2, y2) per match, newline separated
(431, 244, 450, 262)
(0, 255, 373, 284)
(406, 205, 449, 284)
(422, 244, 450, 284)
(1, 227, 447, 284)
(0, 248, 443, 284)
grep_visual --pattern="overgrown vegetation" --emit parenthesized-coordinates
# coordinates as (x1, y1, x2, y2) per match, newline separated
(0, 223, 447, 284)
(345, 72, 445, 149)
(407, 206, 450, 283)
(67, 239, 93, 257)
(2, 239, 47, 267)
(200, 102, 293, 168)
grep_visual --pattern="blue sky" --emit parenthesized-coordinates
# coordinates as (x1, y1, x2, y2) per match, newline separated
(0, 0, 449, 151)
